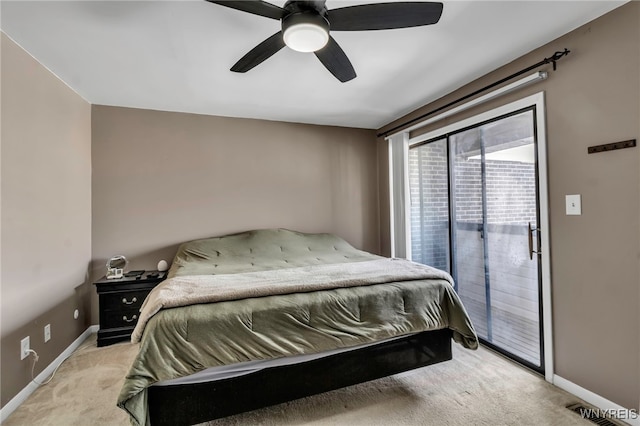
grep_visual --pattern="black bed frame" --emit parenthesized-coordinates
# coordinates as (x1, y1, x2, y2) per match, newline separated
(148, 328, 453, 425)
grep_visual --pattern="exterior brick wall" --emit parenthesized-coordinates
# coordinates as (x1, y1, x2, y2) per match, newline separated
(408, 141, 450, 270)
(454, 159, 537, 224)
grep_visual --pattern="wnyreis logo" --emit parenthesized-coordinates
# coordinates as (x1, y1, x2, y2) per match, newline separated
(577, 406, 639, 422)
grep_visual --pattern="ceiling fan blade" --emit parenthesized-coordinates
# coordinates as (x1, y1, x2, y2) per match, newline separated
(231, 32, 285, 73)
(205, 1, 285, 20)
(329, 2, 443, 31)
(314, 36, 356, 83)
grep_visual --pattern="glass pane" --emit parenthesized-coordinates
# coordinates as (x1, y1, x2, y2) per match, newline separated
(450, 130, 489, 340)
(451, 110, 541, 367)
(483, 110, 540, 366)
(408, 139, 450, 273)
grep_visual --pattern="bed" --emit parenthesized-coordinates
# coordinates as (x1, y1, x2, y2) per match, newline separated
(117, 229, 478, 426)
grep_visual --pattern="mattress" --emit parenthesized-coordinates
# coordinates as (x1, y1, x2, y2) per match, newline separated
(154, 332, 415, 386)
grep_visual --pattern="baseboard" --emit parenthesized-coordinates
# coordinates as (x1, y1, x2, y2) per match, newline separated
(554, 375, 640, 426)
(0, 325, 99, 422)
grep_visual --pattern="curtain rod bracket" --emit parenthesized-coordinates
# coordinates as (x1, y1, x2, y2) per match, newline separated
(545, 48, 570, 71)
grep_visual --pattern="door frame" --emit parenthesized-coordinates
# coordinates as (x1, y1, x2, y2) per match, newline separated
(406, 92, 553, 382)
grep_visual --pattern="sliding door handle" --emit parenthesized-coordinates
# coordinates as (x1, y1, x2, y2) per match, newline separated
(528, 222, 540, 260)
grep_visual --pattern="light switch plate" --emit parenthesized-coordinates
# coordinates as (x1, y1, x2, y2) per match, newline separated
(566, 194, 581, 215)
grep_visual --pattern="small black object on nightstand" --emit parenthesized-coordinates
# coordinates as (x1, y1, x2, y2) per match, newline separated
(94, 270, 167, 347)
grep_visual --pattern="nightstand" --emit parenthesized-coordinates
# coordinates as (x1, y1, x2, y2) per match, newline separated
(94, 270, 167, 347)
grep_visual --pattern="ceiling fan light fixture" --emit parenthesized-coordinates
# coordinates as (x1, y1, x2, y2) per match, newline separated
(282, 11, 330, 53)
(283, 23, 329, 52)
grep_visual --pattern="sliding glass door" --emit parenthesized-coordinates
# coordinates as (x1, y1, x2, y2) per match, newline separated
(409, 108, 543, 372)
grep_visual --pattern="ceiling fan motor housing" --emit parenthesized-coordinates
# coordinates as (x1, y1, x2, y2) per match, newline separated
(283, 1, 329, 32)
(283, 0, 329, 17)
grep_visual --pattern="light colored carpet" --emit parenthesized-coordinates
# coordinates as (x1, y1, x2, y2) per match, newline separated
(4, 333, 598, 426)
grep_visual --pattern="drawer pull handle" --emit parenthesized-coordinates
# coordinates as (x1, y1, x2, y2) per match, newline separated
(122, 297, 138, 305)
(122, 314, 138, 323)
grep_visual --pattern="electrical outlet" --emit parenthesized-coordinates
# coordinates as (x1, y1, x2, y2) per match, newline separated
(44, 324, 51, 343)
(20, 336, 30, 360)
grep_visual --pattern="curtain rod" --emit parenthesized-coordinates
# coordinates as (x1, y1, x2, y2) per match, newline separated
(377, 48, 570, 139)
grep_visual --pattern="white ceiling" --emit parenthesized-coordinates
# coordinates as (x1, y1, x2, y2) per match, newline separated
(0, 1, 626, 129)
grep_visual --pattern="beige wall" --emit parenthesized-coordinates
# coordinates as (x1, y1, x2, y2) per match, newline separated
(378, 2, 640, 410)
(0, 33, 92, 407)
(91, 105, 379, 323)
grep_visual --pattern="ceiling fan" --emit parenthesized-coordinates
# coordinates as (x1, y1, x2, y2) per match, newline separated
(206, 0, 444, 82)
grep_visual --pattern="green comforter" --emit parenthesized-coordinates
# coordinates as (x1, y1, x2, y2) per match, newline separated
(117, 229, 478, 426)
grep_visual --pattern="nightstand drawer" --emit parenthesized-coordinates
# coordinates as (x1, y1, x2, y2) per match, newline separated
(100, 290, 150, 312)
(102, 308, 141, 329)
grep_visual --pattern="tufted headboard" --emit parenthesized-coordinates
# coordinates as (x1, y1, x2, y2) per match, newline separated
(167, 229, 379, 278)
